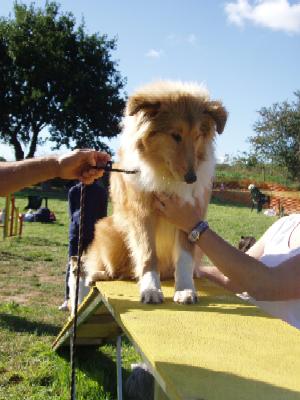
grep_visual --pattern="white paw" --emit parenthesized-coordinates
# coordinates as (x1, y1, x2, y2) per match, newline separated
(139, 271, 163, 304)
(174, 289, 198, 304)
(141, 288, 164, 304)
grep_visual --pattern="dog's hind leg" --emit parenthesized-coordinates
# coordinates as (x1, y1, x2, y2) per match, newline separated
(85, 216, 132, 285)
(173, 230, 197, 304)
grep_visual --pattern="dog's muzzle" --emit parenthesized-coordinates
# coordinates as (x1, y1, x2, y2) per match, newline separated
(184, 170, 197, 184)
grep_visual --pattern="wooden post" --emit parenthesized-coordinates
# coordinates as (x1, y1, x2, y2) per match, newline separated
(18, 214, 23, 237)
(14, 207, 19, 236)
(3, 195, 10, 239)
(9, 195, 15, 236)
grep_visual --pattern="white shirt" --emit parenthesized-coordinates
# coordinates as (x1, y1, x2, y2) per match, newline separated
(245, 214, 300, 329)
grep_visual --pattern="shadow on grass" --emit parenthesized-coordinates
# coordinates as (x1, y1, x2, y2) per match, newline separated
(0, 313, 61, 336)
(58, 344, 121, 398)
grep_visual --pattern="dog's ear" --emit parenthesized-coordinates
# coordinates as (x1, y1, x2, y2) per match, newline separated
(126, 96, 161, 118)
(205, 101, 228, 134)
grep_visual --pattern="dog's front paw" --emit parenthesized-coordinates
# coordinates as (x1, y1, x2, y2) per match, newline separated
(139, 271, 163, 304)
(174, 289, 198, 304)
(141, 288, 164, 304)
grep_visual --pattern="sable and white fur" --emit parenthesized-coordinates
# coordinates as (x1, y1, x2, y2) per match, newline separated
(85, 81, 227, 304)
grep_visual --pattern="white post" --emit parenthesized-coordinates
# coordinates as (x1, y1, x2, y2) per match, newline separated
(116, 335, 123, 400)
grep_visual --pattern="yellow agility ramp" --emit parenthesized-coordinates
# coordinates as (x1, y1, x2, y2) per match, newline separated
(53, 279, 300, 400)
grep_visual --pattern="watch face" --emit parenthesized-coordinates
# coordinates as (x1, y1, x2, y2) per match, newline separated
(190, 230, 200, 242)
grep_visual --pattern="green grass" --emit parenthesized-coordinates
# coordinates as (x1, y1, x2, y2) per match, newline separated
(215, 165, 300, 189)
(0, 192, 277, 399)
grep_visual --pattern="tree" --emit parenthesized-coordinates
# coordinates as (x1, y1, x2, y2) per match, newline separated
(0, 2, 126, 160)
(249, 91, 300, 180)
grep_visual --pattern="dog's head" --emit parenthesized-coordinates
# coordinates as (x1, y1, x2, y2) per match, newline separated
(125, 81, 227, 184)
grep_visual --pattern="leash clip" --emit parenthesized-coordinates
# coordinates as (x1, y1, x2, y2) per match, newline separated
(98, 161, 139, 175)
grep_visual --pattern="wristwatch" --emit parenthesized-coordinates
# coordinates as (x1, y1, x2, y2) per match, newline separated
(188, 220, 209, 243)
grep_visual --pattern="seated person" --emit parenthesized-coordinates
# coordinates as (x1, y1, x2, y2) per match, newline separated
(248, 183, 270, 212)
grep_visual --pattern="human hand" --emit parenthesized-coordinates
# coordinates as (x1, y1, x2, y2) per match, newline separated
(154, 193, 203, 233)
(57, 149, 110, 184)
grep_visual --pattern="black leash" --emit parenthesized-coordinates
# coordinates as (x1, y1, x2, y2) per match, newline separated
(94, 161, 139, 175)
(70, 182, 86, 400)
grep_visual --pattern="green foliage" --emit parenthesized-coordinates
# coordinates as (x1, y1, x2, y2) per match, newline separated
(249, 91, 300, 181)
(0, 2, 126, 160)
(216, 153, 294, 187)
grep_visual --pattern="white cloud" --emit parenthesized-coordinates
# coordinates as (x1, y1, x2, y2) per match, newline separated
(225, 0, 300, 34)
(145, 49, 163, 58)
(166, 33, 197, 45)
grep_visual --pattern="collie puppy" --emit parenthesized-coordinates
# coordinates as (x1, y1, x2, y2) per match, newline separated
(85, 81, 227, 304)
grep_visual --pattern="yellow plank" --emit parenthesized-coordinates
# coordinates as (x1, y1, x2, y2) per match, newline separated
(95, 279, 300, 400)
(52, 287, 117, 350)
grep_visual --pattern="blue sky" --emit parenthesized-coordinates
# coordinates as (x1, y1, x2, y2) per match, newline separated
(1, 0, 300, 161)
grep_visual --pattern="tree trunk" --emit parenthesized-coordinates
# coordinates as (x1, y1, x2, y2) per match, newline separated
(26, 125, 40, 159)
(10, 131, 24, 160)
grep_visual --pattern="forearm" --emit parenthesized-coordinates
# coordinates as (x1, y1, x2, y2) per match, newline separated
(0, 156, 59, 196)
(197, 228, 273, 299)
(197, 266, 245, 293)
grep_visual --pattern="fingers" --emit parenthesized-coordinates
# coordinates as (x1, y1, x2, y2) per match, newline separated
(153, 192, 180, 218)
(78, 150, 110, 182)
(82, 150, 110, 168)
(80, 168, 104, 184)
(74, 149, 110, 166)
(93, 151, 111, 166)
(154, 192, 178, 205)
(154, 198, 165, 212)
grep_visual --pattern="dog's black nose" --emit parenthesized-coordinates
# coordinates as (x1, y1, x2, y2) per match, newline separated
(184, 171, 197, 184)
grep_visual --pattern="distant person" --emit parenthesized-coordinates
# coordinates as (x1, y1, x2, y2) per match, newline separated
(248, 183, 270, 213)
(59, 180, 108, 310)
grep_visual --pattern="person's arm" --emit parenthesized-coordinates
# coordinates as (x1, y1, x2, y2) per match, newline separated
(154, 193, 300, 301)
(196, 265, 245, 293)
(0, 149, 110, 197)
(196, 227, 299, 300)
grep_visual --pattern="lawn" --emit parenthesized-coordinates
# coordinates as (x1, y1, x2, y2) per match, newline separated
(0, 192, 276, 400)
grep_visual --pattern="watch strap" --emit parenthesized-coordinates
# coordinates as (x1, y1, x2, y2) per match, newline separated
(188, 220, 209, 242)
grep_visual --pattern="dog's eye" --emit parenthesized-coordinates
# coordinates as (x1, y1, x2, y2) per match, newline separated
(171, 133, 182, 143)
